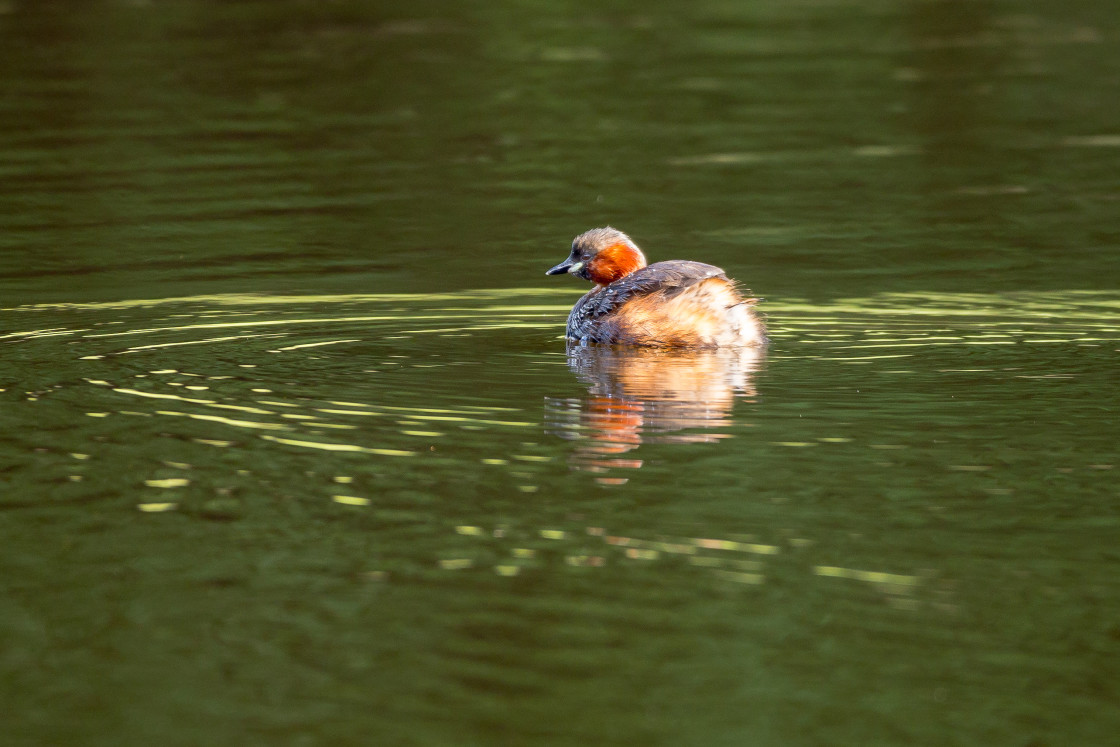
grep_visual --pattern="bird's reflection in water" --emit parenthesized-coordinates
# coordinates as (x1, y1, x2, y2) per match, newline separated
(545, 345, 764, 483)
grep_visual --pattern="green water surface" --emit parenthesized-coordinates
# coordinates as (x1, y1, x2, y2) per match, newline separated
(2, 1, 1119, 745)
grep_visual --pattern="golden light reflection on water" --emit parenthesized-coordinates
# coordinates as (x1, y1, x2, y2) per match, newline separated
(8, 289, 1120, 367)
(260, 435, 414, 457)
(7, 288, 1120, 520)
(3, 288, 581, 312)
(11, 291, 579, 473)
(13, 288, 1119, 344)
(434, 521, 923, 601)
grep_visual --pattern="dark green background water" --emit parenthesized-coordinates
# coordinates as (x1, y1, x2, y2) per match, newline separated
(3, 1, 1119, 744)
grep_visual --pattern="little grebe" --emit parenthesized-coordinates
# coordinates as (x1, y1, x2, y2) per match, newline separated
(546, 227, 766, 347)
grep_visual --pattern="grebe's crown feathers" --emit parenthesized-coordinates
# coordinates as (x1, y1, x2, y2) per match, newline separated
(571, 226, 639, 256)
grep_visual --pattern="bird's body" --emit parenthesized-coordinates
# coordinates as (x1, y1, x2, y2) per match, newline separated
(547, 228, 766, 348)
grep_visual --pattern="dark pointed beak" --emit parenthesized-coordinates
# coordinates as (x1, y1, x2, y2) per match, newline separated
(546, 259, 574, 276)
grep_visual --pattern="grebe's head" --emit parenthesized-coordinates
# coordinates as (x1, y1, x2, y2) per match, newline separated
(546, 227, 648, 285)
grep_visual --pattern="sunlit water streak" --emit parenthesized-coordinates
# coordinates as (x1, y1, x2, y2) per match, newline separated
(4, 289, 1119, 594)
